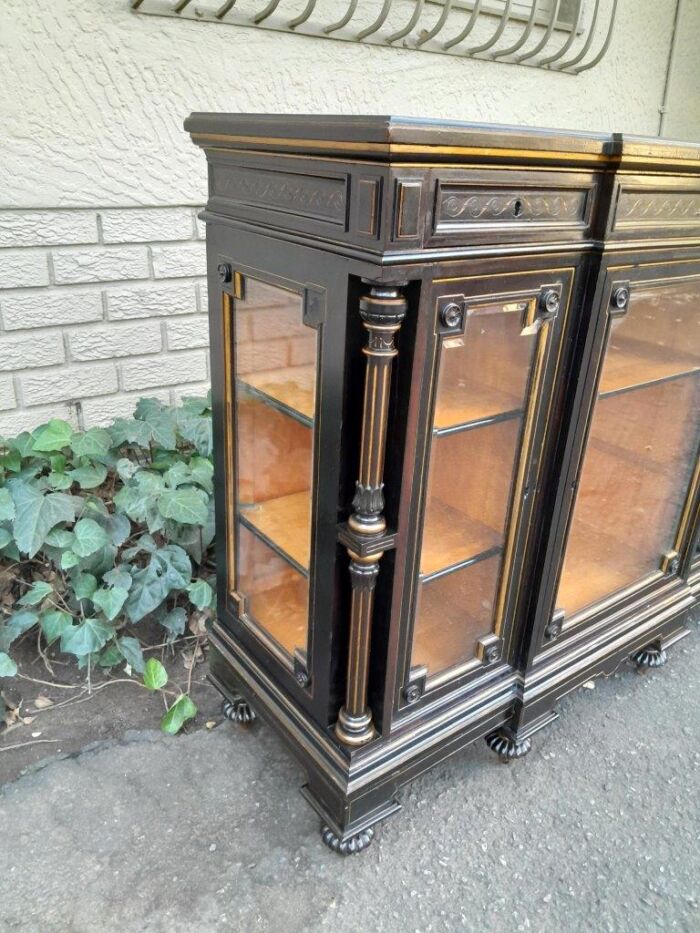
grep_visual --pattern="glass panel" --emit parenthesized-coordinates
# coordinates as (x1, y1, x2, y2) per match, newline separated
(232, 277, 317, 657)
(410, 298, 539, 680)
(557, 279, 700, 619)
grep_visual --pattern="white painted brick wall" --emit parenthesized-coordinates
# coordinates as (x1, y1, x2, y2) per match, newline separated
(53, 245, 150, 285)
(0, 206, 209, 434)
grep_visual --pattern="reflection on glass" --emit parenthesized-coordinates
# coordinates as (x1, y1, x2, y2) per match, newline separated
(232, 277, 317, 656)
(557, 280, 700, 619)
(411, 299, 538, 679)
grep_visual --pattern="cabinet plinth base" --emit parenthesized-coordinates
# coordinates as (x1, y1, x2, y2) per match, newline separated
(321, 824, 375, 856)
(221, 696, 256, 724)
(485, 730, 532, 762)
(631, 645, 668, 670)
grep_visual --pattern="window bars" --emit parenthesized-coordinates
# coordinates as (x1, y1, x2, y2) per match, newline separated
(130, 0, 618, 72)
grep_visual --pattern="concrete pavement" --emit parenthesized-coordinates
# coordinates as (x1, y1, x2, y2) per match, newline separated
(1, 626, 698, 932)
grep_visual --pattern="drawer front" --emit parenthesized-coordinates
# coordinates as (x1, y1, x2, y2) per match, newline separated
(609, 175, 700, 242)
(412, 168, 600, 249)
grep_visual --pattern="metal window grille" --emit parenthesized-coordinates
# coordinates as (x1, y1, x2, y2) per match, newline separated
(131, 0, 618, 72)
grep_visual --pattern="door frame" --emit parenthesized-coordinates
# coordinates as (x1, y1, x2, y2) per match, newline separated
(529, 251, 700, 667)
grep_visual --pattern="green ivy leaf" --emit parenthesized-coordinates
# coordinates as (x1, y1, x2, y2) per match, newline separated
(98, 642, 123, 668)
(158, 607, 187, 642)
(177, 413, 212, 457)
(92, 586, 129, 622)
(187, 579, 214, 610)
(161, 693, 197, 735)
(10, 432, 36, 457)
(157, 545, 192, 589)
(50, 454, 67, 473)
(110, 418, 152, 449)
(73, 572, 98, 600)
(163, 461, 190, 489)
(48, 471, 73, 490)
(18, 581, 53, 606)
(0, 528, 13, 549)
(124, 560, 171, 623)
(44, 527, 74, 548)
(60, 550, 80, 570)
(134, 397, 164, 421)
(40, 610, 73, 645)
(148, 411, 178, 450)
(158, 487, 208, 525)
(0, 449, 22, 473)
(72, 518, 109, 557)
(105, 512, 131, 547)
(118, 636, 145, 674)
(31, 419, 74, 452)
(189, 456, 214, 493)
(61, 617, 114, 657)
(0, 610, 38, 652)
(0, 652, 18, 677)
(67, 463, 108, 490)
(103, 568, 133, 591)
(143, 657, 168, 691)
(71, 427, 112, 459)
(0, 488, 16, 522)
(8, 480, 75, 558)
(116, 458, 140, 483)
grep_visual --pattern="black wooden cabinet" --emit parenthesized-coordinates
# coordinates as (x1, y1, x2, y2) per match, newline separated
(186, 115, 700, 854)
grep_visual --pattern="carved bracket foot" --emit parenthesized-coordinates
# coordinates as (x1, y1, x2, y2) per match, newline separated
(320, 824, 375, 856)
(222, 696, 257, 724)
(631, 645, 668, 671)
(485, 730, 532, 763)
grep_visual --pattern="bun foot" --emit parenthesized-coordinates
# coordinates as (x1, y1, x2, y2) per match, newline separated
(631, 645, 667, 670)
(485, 730, 532, 763)
(221, 696, 256, 724)
(320, 824, 375, 855)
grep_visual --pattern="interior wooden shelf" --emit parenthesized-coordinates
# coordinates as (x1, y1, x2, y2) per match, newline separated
(245, 576, 308, 656)
(239, 490, 311, 573)
(433, 382, 522, 433)
(420, 499, 502, 578)
(599, 336, 700, 397)
(557, 520, 654, 618)
(412, 553, 500, 676)
(239, 365, 316, 423)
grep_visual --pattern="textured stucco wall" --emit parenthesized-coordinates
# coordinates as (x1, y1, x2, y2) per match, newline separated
(0, 0, 697, 433)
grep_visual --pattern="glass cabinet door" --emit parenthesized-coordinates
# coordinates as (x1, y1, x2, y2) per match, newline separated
(225, 275, 318, 663)
(555, 275, 700, 623)
(408, 275, 564, 686)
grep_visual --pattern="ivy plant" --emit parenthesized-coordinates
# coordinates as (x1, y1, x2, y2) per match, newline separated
(0, 394, 216, 733)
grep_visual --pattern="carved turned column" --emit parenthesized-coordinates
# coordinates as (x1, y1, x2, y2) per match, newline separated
(335, 283, 407, 746)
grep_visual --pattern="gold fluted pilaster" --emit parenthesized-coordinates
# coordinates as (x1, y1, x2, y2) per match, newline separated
(335, 283, 407, 747)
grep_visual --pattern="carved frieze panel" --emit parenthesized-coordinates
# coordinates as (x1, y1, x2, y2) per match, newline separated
(211, 162, 348, 227)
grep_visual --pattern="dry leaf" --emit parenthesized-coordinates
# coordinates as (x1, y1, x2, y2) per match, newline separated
(188, 611, 208, 638)
(582, 680, 596, 690)
(33, 695, 54, 709)
(21, 716, 35, 725)
(31, 731, 42, 738)
(205, 720, 216, 730)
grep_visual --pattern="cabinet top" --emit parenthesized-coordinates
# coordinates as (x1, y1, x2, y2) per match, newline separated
(185, 113, 700, 171)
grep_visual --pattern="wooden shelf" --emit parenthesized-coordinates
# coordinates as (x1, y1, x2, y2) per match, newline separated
(433, 383, 522, 433)
(245, 576, 309, 656)
(557, 521, 651, 617)
(599, 336, 699, 398)
(412, 553, 500, 676)
(420, 500, 502, 578)
(239, 491, 311, 574)
(239, 365, 315, 424)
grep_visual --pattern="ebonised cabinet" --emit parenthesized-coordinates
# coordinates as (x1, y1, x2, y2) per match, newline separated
(186, 114, 700, 854)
